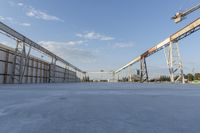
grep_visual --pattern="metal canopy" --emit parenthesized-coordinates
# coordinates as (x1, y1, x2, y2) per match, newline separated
(0, 21, 85, 73)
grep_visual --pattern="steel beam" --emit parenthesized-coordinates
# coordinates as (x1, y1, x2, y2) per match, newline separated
(0, 21, 84, 74)
(115, 18, 200, 74)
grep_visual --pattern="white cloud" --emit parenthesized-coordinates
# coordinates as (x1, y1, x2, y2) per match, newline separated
(38, 40, 86, 46)
(39, 41, 95, 63)
(0, 16, 5, 21)
(76, 32, 114, 41)
(0, 40, 16, 48)
(113, 42, 135, 48)
(26, 7, 62, 21)
(8, 1, 62, 22)
(0, 15, 31, 27)
(20, 23, 31, 27)
(17, 3, 24, 6)
(66, 40, 87, 45)
(11, 1, 62, 22)
(0, 16, 13, 21)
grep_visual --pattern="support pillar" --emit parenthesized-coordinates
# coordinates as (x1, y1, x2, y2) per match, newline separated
(10, 40, 31, 83)
(140, 57, 148, 82)
(112, 71, 116, 82)
(63, 65, 67, 82)
(50, 57, 57, 83)
(117, 73, 120, 82)
(164, 41, 185, 83)
(128, 66, 132, 82)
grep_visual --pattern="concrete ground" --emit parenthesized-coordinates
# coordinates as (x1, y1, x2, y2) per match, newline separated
(0, 83, 200, 133)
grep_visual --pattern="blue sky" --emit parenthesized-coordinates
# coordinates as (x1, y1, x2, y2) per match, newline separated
(0, 0, 200, 78)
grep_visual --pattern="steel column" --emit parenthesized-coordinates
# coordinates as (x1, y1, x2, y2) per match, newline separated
(128, 66, 131, 82)
(3, 51, 9, 83)
(164, 42, 185, 83)
(10, 40, 31, 83)
(50, 58, 57, 83)
(140, 57, 148, 82)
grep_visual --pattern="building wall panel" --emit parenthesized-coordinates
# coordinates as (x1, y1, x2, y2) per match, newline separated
(0, 44, 81, 84)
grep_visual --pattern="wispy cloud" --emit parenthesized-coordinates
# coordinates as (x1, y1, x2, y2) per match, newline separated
(39, 41, 95, 63)
(38, 40, 87, 46)
(26, 7, 63, 21)
(17, 2, 24, 6)
(76, 32, 114, 41)
(0, 15, 31, 27)
(0, 41, 15, 48)
(0, 16, 13, 21)
(113, 42, 135, 48)
(8, 1, 63, 22)
(20, 23, 31, 27)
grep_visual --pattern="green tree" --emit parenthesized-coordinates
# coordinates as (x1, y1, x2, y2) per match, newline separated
(159, 75, 170, 82)
(194, 73, 200, 80)
(186, 73, 194, 81)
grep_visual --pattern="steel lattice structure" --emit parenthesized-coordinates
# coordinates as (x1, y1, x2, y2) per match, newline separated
(0, 21, 85, 83)
(115, 18, 200, 83)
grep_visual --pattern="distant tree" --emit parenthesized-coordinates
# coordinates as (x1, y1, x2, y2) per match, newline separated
(159, 75, 170, 82)
(186, 73, 194, 81)
(184, 74, 187, 79)
(122, 77, 128, 82)
(194, 73, 200, 80)
(82, 76, 90, 82)
(149, 79, 156, 82)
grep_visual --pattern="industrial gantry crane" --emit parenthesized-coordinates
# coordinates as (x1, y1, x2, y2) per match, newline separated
(115, 2, 200, 84)
(166, 2, 200, 83)
(172, 2, 200, 23)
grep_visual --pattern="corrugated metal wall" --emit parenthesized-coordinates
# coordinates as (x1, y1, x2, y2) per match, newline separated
(0, 44, 80, 84)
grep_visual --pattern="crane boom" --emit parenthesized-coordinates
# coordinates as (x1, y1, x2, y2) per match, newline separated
(172, 3, 200, 23)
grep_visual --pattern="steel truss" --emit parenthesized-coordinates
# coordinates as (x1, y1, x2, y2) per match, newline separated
(140, 58, 148, 82)
(115, 18, 200, 78)
(0, 21, 85, 74)
(164, 42, 185, 83)
(10, 40, 31, 83)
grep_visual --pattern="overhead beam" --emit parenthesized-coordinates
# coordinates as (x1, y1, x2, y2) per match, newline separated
(115, 17, 200, 74)
(0, 21, 85, 73)
(172, 3, 200, 23)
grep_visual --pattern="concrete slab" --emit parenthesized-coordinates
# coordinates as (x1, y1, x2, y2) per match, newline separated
(0, 83, 200, 133)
